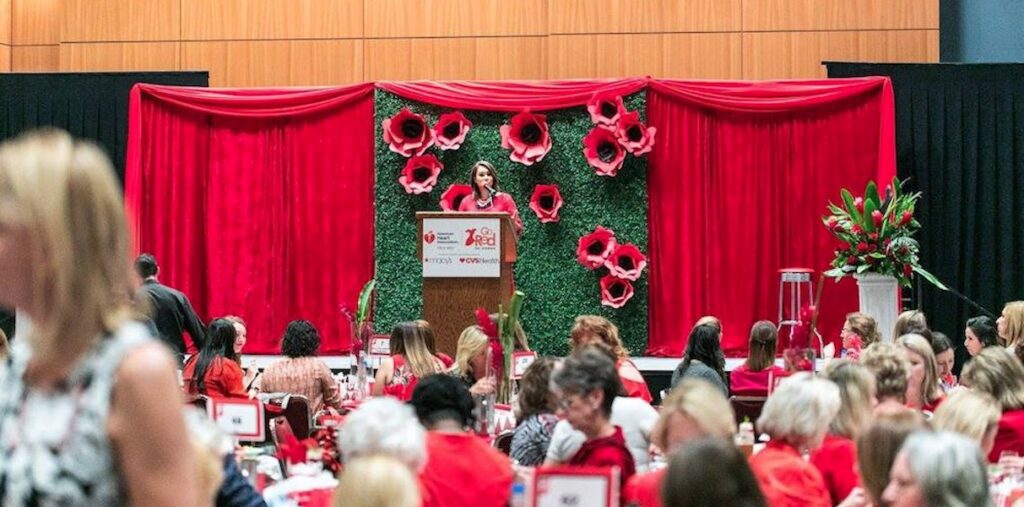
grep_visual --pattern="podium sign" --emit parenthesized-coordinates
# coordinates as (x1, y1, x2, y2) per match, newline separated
(422, 217, 501, 278)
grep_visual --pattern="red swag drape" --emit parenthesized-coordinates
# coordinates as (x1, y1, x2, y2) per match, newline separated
(646, 77, 896, 357)
(376, 78, 648, 111)
(126, 83, 375, 354)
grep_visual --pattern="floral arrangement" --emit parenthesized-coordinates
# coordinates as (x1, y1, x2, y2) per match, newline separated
(382, 109, 475, 195)
(576, 225, 647, 308)
(473, 290, 525, 404)
(823, 177, 945, 289)
(582, 92, 656, 177)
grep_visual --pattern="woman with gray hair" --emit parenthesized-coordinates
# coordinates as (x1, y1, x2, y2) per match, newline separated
(749, 373, 840, 507)
(336, 397, 426, 470)
(881, 431, 990, 507)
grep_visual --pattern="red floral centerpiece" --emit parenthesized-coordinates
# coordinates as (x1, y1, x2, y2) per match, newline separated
(499, 110, 552, 166)
(382, 108, 434, 157)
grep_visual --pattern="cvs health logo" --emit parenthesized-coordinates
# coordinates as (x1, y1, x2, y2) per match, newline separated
(423, 231, 436, 244)
(464, 227, 497, 247)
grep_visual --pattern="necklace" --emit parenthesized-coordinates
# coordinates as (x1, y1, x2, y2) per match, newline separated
(476, 195, 493, 209)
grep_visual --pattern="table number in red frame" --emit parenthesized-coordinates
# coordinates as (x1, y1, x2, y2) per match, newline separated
(209, 398, 265, 442)
(533, 466, 619, 507)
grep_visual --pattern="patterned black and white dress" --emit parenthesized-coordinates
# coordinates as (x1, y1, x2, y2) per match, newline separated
(0, 321, 152, 506)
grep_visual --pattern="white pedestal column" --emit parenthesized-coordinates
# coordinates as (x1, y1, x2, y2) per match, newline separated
(855, 273, 900, 343)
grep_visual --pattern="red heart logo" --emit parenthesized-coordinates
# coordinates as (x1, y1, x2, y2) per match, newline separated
(424, 231, 436, 244)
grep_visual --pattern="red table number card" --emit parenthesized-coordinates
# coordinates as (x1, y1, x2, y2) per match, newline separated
(368, 334, 391, 357)
(210, 398, 265, 442)
(533, 466, 620, 507)
(512, 351, 538, 380)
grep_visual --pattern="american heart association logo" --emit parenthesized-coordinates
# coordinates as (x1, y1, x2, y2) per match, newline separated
(423, 231, 436, 244)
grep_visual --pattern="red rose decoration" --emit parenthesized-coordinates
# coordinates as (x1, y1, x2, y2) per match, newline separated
(587, 92, 626, 128)
(604, 243, 647, 281)
(382, 108, 434, 157)
(398, 154, 443, 194)
(576, 226, 617, 269)
(528, 184, 564, 223)
(499, 110, 552, 166)
(614, 111, 657, 156)
(433, 111, 472, 151)
(583, 126, 626, 176)
(600, 274, 635, 308)
(440, 183, 473, 211)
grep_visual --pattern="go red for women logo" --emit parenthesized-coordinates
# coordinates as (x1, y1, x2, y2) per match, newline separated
(463, 227, 497, 247)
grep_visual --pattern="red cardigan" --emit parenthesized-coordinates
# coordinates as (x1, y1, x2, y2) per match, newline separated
(182, 355, 247, 399)
(809, 434, 860, 505)
(458, 192, 523, 235)
(749, 441, 831, 507)
(569, 426, 636, 504)
(988, 409, 1024, 463)
(624, 468, 665, 507)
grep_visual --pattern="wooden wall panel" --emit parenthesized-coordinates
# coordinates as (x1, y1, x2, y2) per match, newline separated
(12, 45, 59, 71)
(0, 46, 10, 72)
(59, 42, 180, 71)
(549, 33, 741, 79)
(550, 0, 742, 34)
(365, 0, 547, 38)
(742, 0, 939, 31)
(182, 40, 362, 87)
(365, 37, 546, 81)
(61, 0, 179, 42)
(0, 0, 11, 45)
(12, 0, 59, 45)
(180, 0, 362, 41)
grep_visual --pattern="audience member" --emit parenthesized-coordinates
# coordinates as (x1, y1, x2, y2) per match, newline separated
(892, 310, 928, 344)
(134, 252, 206, 362)
(510, 357, 558, 466)
(856, 411, 927, 507)
(373, 321, 445, 401)
(662, 438, 767, 507)
(810, 360, 875, 506)
(730, 320, 789, 396)
(842, 312, 881, 351)
(336, 397, 426, 470)
(998, 301, 1024, 352)
(881, 431, 990, 507)
(749, 373, 839, 507)
(0, 129, 196, 505)
(932, 389, 1001, 456)
(929, 332, 957, 392)
(897, 334, 945, 413)
(410, 374, 513, 507)
(335, 455, 420, 507)
(860, 343, 913, 417)
(449, 325, 496, 396)
(183, 319, 248, 399)
(694, 315, 727, 372)
(570, 315, 651, 402)
(415, 320, 453, 368)
(223, 315, 257, 390)
(259, 320, 341, 413)
(670, 324, 727, 396)
(964, 315, 999, 357)
(960, 346, 1024, 462)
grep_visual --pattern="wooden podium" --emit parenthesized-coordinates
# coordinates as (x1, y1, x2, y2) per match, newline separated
(417, 212, 517, 356)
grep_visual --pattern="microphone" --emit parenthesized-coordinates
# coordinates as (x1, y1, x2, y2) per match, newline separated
(485, 185, 497, 196)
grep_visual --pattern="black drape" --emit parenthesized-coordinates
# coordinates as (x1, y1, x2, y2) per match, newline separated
(0, 71, 209, 339)
(827, 62, 1024, 370)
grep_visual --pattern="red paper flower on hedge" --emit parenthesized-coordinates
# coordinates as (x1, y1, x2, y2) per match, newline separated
(398, 154, 443, 194)
(587, 92, 626, 128)
(576, 226, 618, 269)
(600, 274, 635, 308)
(528, 184, 564, 223)
(499, 110, 552, 166)
(583, 126, 626, 176)
(615, 111, 657, 156)
(604, 243, 647, 281)
(382, 108, 434, 157)
(433, 111, 473, 151)
(440, 183, 473, 211)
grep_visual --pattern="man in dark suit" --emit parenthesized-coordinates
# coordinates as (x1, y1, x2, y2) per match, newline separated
(134, 253, 206, 363)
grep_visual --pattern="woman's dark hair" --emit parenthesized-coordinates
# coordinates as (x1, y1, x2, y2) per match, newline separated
(931, 332, 954, 355)
(967, 316, 999, 348)
(280, 320, 321, 358)
(680, 324, 727, 384)
(551, 347, 621, 417)
(744, 321, 778, 372)
(410, 373, 475, 429)
(517, 357, 557, 420)
(194, 318, 238, 394)
(662, 438, 767, 507)
(468, 161, 500, 200)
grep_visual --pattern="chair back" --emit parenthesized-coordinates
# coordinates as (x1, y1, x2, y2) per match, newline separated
(729, 396, 768, 432)
(494, 431, 514, 456)
(264, 394, 313, 440)
(186, 394, 210, 413)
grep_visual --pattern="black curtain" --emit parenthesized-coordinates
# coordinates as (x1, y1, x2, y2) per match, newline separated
(0, 71, 209, 340)
(827, 62, 1024, 370)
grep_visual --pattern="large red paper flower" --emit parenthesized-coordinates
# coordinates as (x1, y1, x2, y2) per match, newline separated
(433, 112, 473, 151)
(600, 274, 635, 309)
(439, 183, 473, 211)
(583, 126, 626, 176)
(576, 226, 617, 270)
(615, 111, 657, 156)
(528, 184, 564, 223)
(382, 108, 434, 157)
(499, 110, 552, 166)
(604, 243, 647, 281)
(398, 154, 443, 194)
(587, 92, 626, 128)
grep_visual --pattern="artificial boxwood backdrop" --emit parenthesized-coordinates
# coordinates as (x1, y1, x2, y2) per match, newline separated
(374, 90, 649, 356)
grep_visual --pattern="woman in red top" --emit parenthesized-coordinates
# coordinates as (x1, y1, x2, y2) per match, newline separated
(897, 334, 945, 414)
(373, 321, 446, 401)
(182, 318, 247, 399)
(750, 373, 839, 507)
(569, 315, 652, 403)
(810, 360, 875, 506)
(960, 347, 1024, 462)
(457, 161, 523, 236)
(731, 321, 789, 396)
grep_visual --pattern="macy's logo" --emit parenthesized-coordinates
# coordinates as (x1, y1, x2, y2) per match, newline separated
(464, 227, 497, 247)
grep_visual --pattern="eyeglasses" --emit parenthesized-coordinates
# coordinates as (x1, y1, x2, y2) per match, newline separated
(556, 394, 580, 411)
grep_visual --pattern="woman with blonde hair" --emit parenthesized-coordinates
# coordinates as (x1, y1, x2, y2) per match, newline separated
(998, 301, 1024, 351)
(415, 319, 453, 367)
(730, 320, 788, 396)
(860, 342, 913, 417)
(449, 325, 496, 396)
(897, 333, 945, 413)
(334, 455, 420, 507)
(932, 389, 1001, 456)
(841, 312, 881, 351)
(0, 129, 196, 505)
(893, 310, 928, 343)
(961, 346, 1024, 462)
(570, 315, 651, 402)
(374, 321, 445, 401)
(810, 360, 876, 506)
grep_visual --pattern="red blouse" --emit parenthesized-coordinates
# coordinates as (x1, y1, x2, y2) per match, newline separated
(749, 441, 831, 507)
(568, 426, 636, 503)
(730, 364, 790, 397)
(809, 434, 860, 505)
(617, 358, 653, 403)
(382, 354, 425, 402)
(457, 192, 523, 235)
(182, 355, 247, 399)
(623, 468, 665, 507)
(988, 409, 1024, 463)
(419, 432, 514, 507)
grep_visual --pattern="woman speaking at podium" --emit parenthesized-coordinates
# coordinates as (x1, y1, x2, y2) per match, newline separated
(458, 160, 523, 236)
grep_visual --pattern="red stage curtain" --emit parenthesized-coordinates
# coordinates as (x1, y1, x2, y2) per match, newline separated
(377, 78, 648, 111)
(646, 77, 897, 357)
(126, 83, 375, 354)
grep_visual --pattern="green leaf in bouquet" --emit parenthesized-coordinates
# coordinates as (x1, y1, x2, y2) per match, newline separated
(893, 177, 902, 196)
(356, 279, 377, 325)
(869, 252, 886, 259)
(841, 189, 857, 216)
(866, 181, 882, 209)
(912, 265, 949, 291)
(824, 267, 847, 279)
(863, 199, 877, 232)
(856, 264, 872, 274)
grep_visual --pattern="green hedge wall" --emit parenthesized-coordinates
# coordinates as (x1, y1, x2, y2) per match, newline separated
(374, 90, 649, 356)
